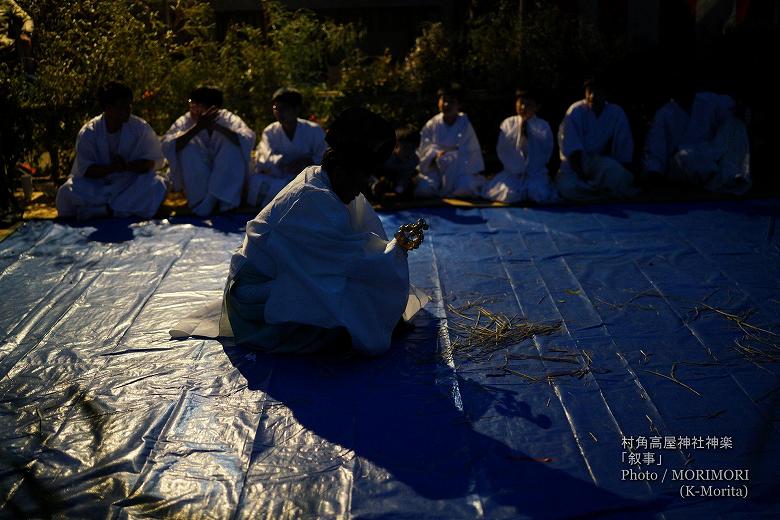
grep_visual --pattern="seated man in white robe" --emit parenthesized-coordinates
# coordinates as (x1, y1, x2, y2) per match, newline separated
(643, 87, 751, 195)
(246, 88, 326, 208)
(482, 89, 557, 204)
(161, 86, 256, 216)
(56, 81, 166, 220)
(171, 107, 428, 355)
(415, 86, 485, 198)
(555, 79, 639, 202)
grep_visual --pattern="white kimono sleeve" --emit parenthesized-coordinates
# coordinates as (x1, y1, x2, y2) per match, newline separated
(131, 120, 165, 171)
(559, 109, 584, 160)
(161, 114, 191, 191)
(417, 119, 442, 172)
(496, 118, 524, 175)
(219, 110, 256, 169)
(460, 120, 485, 176)
(254, 129, 286, 177)
(71, 126, 100, 178)
(527, 118, 553, 177)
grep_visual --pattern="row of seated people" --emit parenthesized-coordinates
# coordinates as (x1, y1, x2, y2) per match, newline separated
(393, 80, 750, 204)
(56, 83, 317, 220)
(55, 79, 751, 220)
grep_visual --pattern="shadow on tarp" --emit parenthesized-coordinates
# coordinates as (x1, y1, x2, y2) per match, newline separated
(167, 214, 250, 235)
(0, 458, 67, 518)
(223, 310, 668, 518)
(61, 213, 251, 244)
(66, 216, 137, 243)
(0, 386, 111, 517)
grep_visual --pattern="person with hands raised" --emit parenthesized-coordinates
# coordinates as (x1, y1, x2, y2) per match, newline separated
(162, 86, 255, 217)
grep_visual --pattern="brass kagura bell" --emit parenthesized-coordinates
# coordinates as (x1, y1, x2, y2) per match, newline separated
(395, 218, 429, 252)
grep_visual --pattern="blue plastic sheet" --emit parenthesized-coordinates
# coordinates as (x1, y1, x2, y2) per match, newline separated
(1, 199, 779, 518)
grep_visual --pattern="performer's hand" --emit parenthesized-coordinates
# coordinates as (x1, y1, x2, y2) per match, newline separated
(395, 218, 429, 253)
(19, 33, 32, 48)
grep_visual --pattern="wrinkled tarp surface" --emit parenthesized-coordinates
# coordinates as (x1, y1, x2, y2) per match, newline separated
(1, 199, 779, 519)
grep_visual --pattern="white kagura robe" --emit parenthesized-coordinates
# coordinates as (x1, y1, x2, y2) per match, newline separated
(161, 109, 256, 215)
(171, 166, 427, 355)
(56, 114, 166, 218)
(555, 100, 637, 202)
(482, 115, 557, 203)
(415, 112, 485, 197)
(643, 92, 750, 194)
(246, 118, 327, 207)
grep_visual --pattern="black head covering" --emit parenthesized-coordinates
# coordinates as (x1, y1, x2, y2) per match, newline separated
(325, 107, 395, 166)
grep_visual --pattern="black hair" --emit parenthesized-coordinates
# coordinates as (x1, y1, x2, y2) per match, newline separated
(515, 88, 539, 103)
(272, 87, 303, 107)
(189, 86, 224, 108)
(325, 107, 395, 165)
(436, 83, 463, 103)
(322, 107, 395, 203)
(97, 81, 133, 108)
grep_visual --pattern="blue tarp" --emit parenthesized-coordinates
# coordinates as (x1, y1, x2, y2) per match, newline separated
(1, 199, 779, 518)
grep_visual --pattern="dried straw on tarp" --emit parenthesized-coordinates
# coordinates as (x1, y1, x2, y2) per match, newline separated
(693, 303, 780, 366)
(443, 298, 617, 383)
(442, 298, 619, 383)
(734, 335, 780, 366)
(445, 299, 561, 362)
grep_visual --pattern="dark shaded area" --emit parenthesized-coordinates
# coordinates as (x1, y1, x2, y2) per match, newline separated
(167, 214, 250, 235)
(223, 310, 664, 518)
(79, 218, 136, 243)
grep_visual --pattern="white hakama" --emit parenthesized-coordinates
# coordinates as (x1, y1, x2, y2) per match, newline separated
(482, 115, 557, 203)
(555, 100, 638, 202)
(171, 166, 427, 355)
(56, 115, 166, 219)
(415, 113, 485, 198)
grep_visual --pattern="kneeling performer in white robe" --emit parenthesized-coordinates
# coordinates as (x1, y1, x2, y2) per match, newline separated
(415, 86, 485, 198)
(482, 89, 557, 203)
(56, 81, 166, 220)
(643, 90, 751, 195)
(246, 88, 326, 208)
(555, 79, 639, 202)
(161, 86, 256, 216)
(171, 107, 428, 355)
